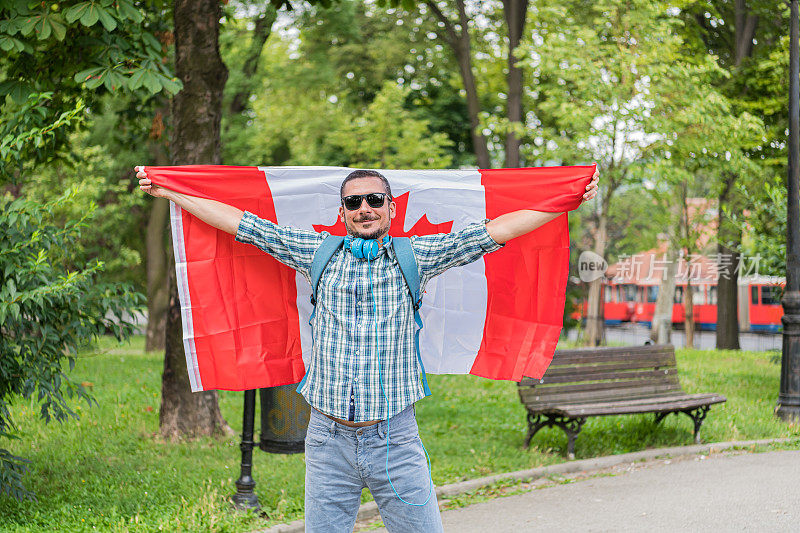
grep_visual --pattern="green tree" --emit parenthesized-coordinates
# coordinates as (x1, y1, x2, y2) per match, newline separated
(1, 1, 181, 352)
(221, 1, 279, 163)
(0, 185, 144, 500)
(722, 24, 790, 279)
(518, 0, 674, 345)
(0, 0, 180, 179)
(645, 56, 763, 346)
(679, 0, 787, 349)
(327, 80, 454, 168)
(0, 0, 179, 497)
(221, 1, 462, 168)
(417, 0, 493, 167)
(517, 0, 763, 346)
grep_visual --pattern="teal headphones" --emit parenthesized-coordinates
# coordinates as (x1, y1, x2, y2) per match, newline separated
(344, 235, 390, 260)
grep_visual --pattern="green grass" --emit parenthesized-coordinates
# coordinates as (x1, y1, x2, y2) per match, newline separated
(1, 336, 798, 532)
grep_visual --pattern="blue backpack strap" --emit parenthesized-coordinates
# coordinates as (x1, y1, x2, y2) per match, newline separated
(392, 237, 431, 397)
(297, 234, 344, 393)
(392, 237, 421, 308)
(310, 235, 345, 306)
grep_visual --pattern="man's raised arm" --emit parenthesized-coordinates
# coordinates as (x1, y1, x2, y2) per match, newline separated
(485, 210, 563, 244)
(136, 166, 243, 235)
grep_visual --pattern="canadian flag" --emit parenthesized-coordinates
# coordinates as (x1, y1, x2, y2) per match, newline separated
(145, 164, 595, 392)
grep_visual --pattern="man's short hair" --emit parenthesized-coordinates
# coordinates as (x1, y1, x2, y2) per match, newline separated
(340, 170, 392, 199)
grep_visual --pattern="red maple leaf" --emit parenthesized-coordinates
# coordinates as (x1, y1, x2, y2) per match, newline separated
(313, 191, 453, 237)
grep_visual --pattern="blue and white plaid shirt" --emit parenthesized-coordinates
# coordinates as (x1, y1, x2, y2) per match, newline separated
(235, 210, 504, 421)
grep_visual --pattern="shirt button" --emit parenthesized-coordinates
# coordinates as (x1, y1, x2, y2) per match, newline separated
(354, 377, 359, 382)
(350, 394, 355, 399)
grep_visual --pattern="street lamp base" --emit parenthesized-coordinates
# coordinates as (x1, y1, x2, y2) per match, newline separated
(776, 402, 800, 423)
(231, 479, 260, 511)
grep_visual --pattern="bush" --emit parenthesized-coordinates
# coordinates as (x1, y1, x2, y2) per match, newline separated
(0, 188, 144, 500)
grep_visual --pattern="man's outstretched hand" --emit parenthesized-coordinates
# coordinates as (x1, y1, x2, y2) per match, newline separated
(582, 168, 600, 203)
(136, 166, 169, 199)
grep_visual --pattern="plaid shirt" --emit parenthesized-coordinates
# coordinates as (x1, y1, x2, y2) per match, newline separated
(235, 210, 503, 421)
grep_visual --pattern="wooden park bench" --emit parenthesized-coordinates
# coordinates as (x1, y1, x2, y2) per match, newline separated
(517, 344, 726, 458)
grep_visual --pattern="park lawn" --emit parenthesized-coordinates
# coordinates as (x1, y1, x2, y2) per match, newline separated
(1, 335, 798, 532)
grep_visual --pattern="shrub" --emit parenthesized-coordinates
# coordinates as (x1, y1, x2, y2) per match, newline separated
(0, 188, 144, 500)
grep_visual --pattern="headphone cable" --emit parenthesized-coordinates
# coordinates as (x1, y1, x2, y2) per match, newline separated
(368, 256, 434, 507)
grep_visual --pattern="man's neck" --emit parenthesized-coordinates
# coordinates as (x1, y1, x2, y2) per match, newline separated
(348, 233, 390, 246)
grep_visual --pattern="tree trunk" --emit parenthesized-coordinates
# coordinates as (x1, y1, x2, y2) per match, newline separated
(678, 181, 696, 349)
(714, 0, 756, 349)
(160, 0, 231, 439)
(145, 108, 170, 352)
(685, 279, 695, 348)
(650, 245, 678, 344)
(733, 0, 759, 67)
(502, 0, 527, 168)
(716, 172, 742, 349)
(145, 197, 169, 351)
(584, 212, 607, 346)
(425, 0, 491, 168)
(584, 278, 606, 346)
(454, 37, 491, 168)
(227, 7, 276, 118)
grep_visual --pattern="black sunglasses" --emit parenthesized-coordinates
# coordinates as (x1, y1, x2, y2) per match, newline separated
(341, 193, 390, 211)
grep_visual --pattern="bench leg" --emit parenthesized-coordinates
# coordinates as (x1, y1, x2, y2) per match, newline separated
(653, 412, 668, 425)
(680, 405, 711, 443)
(524, 413, 586, 459)
(565, 418, 586, 460)
(524, 413, 551, 449)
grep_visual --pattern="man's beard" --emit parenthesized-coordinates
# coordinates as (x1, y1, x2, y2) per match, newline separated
(347, 217, 390, 240)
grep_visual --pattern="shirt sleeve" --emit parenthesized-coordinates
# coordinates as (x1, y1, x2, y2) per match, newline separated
(234, 210, 326, 280)
(410, 219, 505, 289)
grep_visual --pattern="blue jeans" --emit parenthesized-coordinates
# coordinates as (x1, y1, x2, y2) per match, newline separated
(304, 404, 444, 533)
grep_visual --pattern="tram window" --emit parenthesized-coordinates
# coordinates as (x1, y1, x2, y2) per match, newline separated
(751, 286, 758, 305)
(623, 285, 637, 302)
(692, 287, 705, 305)
(604, 286, 611, 303)
(708, 286, 717, 305)
(647, 286, 658, 303)
(761, 286, 782, 305)
(674, 286, 683, 304)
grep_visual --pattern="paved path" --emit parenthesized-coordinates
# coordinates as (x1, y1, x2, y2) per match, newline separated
(566, 324, 781, 352)
(368, 450, 799, 532)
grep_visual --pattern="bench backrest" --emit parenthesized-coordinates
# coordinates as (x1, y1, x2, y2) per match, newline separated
(518, 344, 681, 409)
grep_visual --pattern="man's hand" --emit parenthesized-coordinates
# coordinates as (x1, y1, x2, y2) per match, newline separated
(582, 168, 600, 203)
(136, 166, 169, 199)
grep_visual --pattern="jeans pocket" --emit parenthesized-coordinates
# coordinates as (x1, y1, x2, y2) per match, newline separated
(387, 425, 420, 446)
(305, 428, 330, 447)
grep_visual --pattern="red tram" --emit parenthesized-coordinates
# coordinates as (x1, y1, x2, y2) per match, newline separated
(577, 276, 784, 333)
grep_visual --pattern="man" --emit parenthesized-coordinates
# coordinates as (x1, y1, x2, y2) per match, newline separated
(137, 166, 599, 532)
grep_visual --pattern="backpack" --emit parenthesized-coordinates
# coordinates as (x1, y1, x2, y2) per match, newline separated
(300, 235, 431, 397)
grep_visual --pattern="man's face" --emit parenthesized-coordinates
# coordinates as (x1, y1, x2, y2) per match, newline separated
(339, 177, 396, 240)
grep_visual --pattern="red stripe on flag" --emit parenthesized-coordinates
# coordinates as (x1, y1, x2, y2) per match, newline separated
(472, 165, 595, 381)
(149, 165, 306, 390)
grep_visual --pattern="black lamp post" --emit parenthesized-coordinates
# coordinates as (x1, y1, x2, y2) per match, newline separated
(778, 0, 800, 422)
(231, 385, 311, 510)
(232, 389, 260, 510)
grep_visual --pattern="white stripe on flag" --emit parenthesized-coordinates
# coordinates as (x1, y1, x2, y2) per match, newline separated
(261, 166, 489, 374)
(169, 201, 203, 392)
